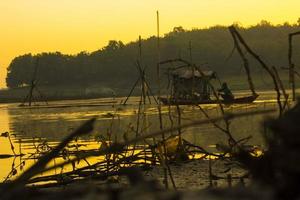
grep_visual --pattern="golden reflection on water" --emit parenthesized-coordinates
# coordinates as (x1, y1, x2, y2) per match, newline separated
(0, 138, 106, 182)
(0, 94, 282, 182)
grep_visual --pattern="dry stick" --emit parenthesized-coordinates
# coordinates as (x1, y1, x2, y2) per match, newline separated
(106, 107, 122, 174)
(163, 104, 180, 190)
(228, 28, 257, 97)
(12, 109, 268, 188)
(193, 63, 236, 145)
(135, 57, 151, 164)
(209, 84, 236, 146)
(167, 89, 175, 129)
(135, 40, 158, 164)
(183, 140, 221, 158)
(288, 31, 300, 101)
(123, 77, 140, 105)
(27, 152, 148, 185)
(131, 77, 144, 158)
(3, 157, 17, 182)
(197, 105, 228, 133)
(35, 86, 49, 105)
(37, 109, 274, 176)
(144, 79, 159, 104)
(123, 60, 151, 107)
(21, 57, 49, 106)
(162, 101, 177, 189)
(156, 10, 170, 189)
(165, 87, 178, 189)
(3, 146, 40, 183)
(272, 66, 289, 111)
(7, 133, 16, 156)
(30, 161, 152, 189)
(175, 105, 182, 139)
(136, 61, 147, 105)
(4, 118, 96, 192)
(19, 139, 22, 171)
(28, 148, 155, 186)
(293, 70, 300, 79)
(229, 26, 283, 116)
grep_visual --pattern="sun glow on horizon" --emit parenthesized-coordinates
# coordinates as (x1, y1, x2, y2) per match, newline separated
(0, 0, 299, 88)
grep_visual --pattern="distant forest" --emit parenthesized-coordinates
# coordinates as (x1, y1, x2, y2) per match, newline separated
(6, 21, 300, 92)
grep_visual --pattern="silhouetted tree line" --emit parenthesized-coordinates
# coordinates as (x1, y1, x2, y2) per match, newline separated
(6, 21, 300, 90)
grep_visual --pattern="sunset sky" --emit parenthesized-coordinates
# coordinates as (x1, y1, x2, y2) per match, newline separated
(0, 0, 299, 88)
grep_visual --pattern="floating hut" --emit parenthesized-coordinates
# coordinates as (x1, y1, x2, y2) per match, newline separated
(171, 67, 217, 101)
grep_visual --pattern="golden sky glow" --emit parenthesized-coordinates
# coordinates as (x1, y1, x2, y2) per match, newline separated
(0, 0, 299, 88)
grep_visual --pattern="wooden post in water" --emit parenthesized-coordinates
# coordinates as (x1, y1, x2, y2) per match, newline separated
(139, 35, 142, 61)
(20, 57, 48, 106)
(122, 36, 158, 105)
(28, 57, 39, 106)
(155, 11, 177, 190)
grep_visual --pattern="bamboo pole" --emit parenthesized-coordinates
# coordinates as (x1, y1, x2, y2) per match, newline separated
(155, 10, 169, 190)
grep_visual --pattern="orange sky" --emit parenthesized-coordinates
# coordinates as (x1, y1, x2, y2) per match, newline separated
(0, 0, 299, 88)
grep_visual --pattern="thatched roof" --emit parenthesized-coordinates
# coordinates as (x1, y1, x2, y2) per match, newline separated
(172, 68, 216, 79)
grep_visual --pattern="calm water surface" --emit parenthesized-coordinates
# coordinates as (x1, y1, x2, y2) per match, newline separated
(0, 91, 283, 181)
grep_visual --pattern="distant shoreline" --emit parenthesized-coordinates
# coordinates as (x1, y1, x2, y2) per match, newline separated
(0, 87, 295, 105)
(0, 94, 111, 104)
(0, 85, 131, 104)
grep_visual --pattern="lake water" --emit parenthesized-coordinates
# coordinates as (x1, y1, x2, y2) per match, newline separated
(0, 91, 285, 182)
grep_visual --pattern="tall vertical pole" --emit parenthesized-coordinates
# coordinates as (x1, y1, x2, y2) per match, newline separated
(157, 11, 160, 76)
(138, 35, 142, 62)
(156, 10, 161, 109)
(156, 10, 169, 189)
(138, 36, 146, 105)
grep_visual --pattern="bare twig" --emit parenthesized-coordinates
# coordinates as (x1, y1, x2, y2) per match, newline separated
(229, 26, 283, 116)
(3, 118, 96, 193)
(33, 109, 274, 175)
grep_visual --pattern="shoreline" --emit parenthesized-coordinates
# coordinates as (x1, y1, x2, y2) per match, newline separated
(0, 88, 293, 105)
